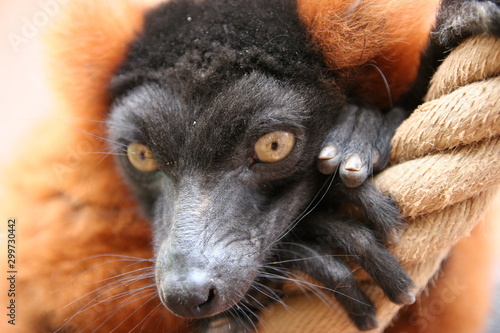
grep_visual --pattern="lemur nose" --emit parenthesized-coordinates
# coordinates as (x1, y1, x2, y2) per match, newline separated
(161, 270, 219, 318)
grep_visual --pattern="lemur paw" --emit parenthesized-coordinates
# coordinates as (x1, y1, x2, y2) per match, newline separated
(434, 0, 500, 48)
(317, 105, 405, 188)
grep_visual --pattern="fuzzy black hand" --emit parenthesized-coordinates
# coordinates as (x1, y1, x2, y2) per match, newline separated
(317, 106, 405, 188)
(434, 0, 500, 49)
(278, 201, 414, 331)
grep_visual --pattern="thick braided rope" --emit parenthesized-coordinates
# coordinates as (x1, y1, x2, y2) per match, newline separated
(259, 35, 500, 332)
(376, 35, 500, 263)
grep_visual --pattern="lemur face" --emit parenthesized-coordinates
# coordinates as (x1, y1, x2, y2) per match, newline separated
(109, 68, 341, 318)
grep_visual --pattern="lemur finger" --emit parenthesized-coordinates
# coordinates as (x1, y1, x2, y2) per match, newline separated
(317, 105, 358, 175)
(302, 214, 415, 306)
(373, 107, 407, 171)
(279, 242, 379, 331)
(338, 106, 382, 188)
(338, 182, 403, 244)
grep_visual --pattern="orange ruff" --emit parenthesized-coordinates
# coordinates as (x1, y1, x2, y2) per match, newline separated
(297, 0, 440, 106)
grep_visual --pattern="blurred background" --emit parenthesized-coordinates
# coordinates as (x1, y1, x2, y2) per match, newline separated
(0, 0, 52, 164)
(0, 0, 499, 332)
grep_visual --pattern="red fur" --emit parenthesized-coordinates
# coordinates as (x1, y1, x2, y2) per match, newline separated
(297, 0, 441, 106)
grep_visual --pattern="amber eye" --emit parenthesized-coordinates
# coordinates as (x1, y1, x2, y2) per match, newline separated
(254, 131, 296, 163)
(127, 143, 158, 173)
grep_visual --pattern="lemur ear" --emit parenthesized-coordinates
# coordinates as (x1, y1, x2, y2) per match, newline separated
(297, 0, 440, 106)
(43, 0, 159, 119)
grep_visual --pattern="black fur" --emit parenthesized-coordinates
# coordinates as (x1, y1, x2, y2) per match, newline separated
(107, 0, 500, 332)
(435, 0, 500, 48)
(402, 0, 500, 109)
